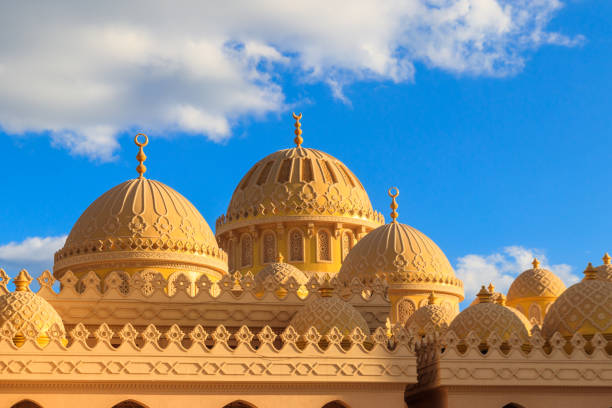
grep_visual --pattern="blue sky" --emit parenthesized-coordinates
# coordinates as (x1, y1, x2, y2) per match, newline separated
(0, 1, 610, 304)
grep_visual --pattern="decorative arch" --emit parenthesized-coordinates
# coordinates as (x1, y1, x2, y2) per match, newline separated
(316, 228, 332, 262)
(502, 403, 526, 408)
(341, 231, 353, 261)
(261, 230, 277, 264)
(11, 400, 43, 408)
(222, 401, 257, 408)
(288, 228, 305, 262)
(112, 401, 148, 408)
(227, 239, 236, 272)
(529, 303, 542, 325)
(396, 297, 416, 324)
(240, 233, 253, 267)
(322, 401, 350, 408)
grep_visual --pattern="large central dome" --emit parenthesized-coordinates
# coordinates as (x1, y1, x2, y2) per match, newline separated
(219, 146, 382, 228)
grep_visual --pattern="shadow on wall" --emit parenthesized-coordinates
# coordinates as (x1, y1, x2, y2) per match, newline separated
(112, 401, 148, 408)
(322, 402, 350, 408)
(10, 398, 353, 408)
(11, 401, 43, 408)
(502, 404, 526, 408)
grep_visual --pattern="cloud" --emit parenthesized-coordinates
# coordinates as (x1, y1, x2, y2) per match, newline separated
(0, 236, 67, 277)
(0, 1, 581, 160)
(455, 245, 579, 304)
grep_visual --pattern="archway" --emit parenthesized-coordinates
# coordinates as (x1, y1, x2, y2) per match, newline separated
(11, 400, 42, 408)
(322, 401, 350, 408)
(222, 401, 257, 408)
(502, 404, 526, 408)
(112, 401, 148, 408)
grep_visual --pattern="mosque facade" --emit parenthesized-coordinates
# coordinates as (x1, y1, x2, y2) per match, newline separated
(0, 116, 610, 408)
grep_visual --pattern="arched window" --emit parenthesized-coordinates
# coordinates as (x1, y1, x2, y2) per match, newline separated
(112, 401, 147, 408)
(262, 231, 276, 264)
(502, 403, 526, 408)
(397, 297, 416, 324)
(11, 400, 42, 408)
(241, 234, 253, 267)
(529, 303, 542, 325)
(289, 229, 304, 262)
(341, 231, 353, 261)
(317, 229, 332, 262)
(227, 240, 235, 272)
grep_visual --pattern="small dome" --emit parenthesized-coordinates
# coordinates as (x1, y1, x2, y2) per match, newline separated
(469, 283, 504, 306)
(542, 263, 612, 338)
(338, 221, 463, 297)
(448, 286, 530, 343)
(594, 253, 612, 282)
(54, 140, 227, 280)
(507, 259, 566, 303)
(0, 270, 65, 346)
(290, 295, 370, 336)
(405, 293, 454, 335)
(256, 257, 309, 286)
(216, 122, 384, 232)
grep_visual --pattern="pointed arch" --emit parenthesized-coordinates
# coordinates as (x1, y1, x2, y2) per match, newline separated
(316, 228, 332, 262)
(529, 303, 542, 325)
(288, 228, 305, 262)
(262, 230, 277, 264)
(396, 297, 416, 324)
(240, 233, 253, 267)
(11, 400, 43, 408)
(111, 401, 148, 408)
(341, 231, 353, 261)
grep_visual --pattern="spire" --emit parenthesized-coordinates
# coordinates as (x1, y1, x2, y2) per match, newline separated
(603, 253, 611, 265)
(388, 187, 399, 223)
(476, 285, 492, 304)
(495, 293, 507, 306)
(532, 258, 540, 269)
(292, 112, 303, 147)
(428, 292, 436, 305)
(584, 262, 597, 280)
(13, 269, 32, 292)
(134, 133, 149, 179)
(487, 282, 495, 293)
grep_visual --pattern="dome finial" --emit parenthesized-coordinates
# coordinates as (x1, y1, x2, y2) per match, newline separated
(487, 282, 495, 293)
(13, 269, 33, 292)
(388, 187, 399, 223)
(428, 291, 436, 305)
(134, 133, 149, 179)
(292, 112, 303, 147)
(603, 252, 611, 265)
(584, 262, 597, 280)
(277, 252, 284, 263)
(477, 285, 492, 303)
(532, 258, 540, 269)
(495, 293, 507, 306)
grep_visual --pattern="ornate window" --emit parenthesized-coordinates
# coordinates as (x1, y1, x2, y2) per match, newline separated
(317, 229, 332, 262)
(341, 231, 353, 261)
(240, 234, 253, 267)
(396, 297, 416, 324)
(289, 229, 304, 262)
(529, 303, 542, 325)
(227, 240, 235, 272)
(262, 231, 276, 264)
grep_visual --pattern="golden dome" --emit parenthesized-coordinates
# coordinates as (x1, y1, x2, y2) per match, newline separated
(594, 253, 612, 282)
(507, 259, 566, 303)
(405, 293, 454, 335)
(337, 221, 463, 297)
(448, 286, 530, 343)
(0, 270, 66, 346)
(54, 135, 227, 280)
(542, 263, 612, 338)
(216, 128, 383, 232)
(290, 295, 370, 336)
(256, 256, 309, 286)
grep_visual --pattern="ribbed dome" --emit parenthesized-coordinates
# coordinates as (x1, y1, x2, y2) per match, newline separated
(507, 261, 566, 303)
(405, 294, 454, 335)
(542, 264, 612, 338)
(337, 222, 463, 297)
(54, 178, 227, 279)
(448, 288, 530, 343)
(217, 146, 383, 231)
(290, 296, 370, 336)
(0, 271, 65, 346)
(256, 261, 309, 286)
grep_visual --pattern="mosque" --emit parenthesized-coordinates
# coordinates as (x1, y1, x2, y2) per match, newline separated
(0, 114, 610, 408)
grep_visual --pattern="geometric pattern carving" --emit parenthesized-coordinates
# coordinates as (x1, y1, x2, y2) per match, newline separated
(289, 230, 305, 262)
(542, 279, 612, 338)
(262, 232, 276, 264)
(289, 296, 370, 336)
(396, 297, 416, 325)
(240, 234, 253, 267)
(448, 302, 530, 343)
(337, 222, 463, 292)
(507, 266, 566, 303)
(406, 303, 453, 335)
(317, 230, 331, 262)
(255, 262, 309, 286)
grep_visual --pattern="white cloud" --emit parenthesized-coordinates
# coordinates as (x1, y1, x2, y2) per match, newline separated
(455, 245, 579, 304)
(0, 1, 581, 160)
(0, 236, 67, 277)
